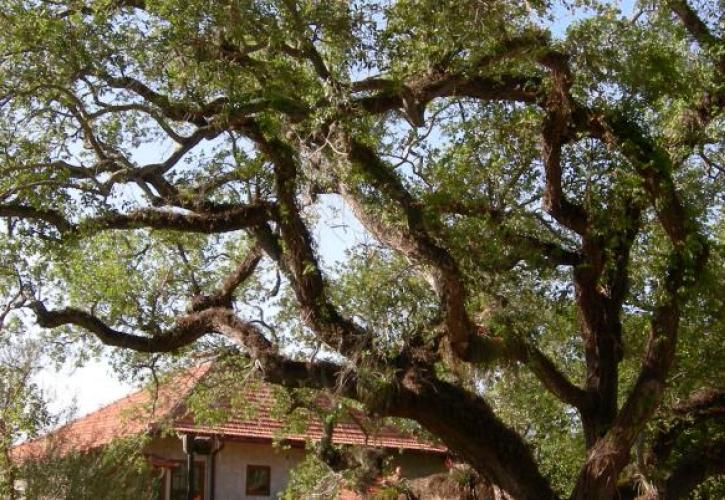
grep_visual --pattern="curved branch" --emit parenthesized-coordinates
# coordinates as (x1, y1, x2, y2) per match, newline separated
(0, 203, 73, 233)
(30, 298, 361, 400)
(467, 334, 588, 410)
(649, 388, 725, 469)
(354, 74, 541, 121)
(539, 54, 588, 235)
(244, 127, 371, 357)
(29, 301, 215, 353)
(344, 139, 476, 359)
(350, 33, 549, 121)
(390, 371, 558, 499)
(0, 202, 275, 235)
(525, 346, 589, 409)
(30, 303, 275, 361)
(135, 124, 227, 178)
(663, 439, 725, 500)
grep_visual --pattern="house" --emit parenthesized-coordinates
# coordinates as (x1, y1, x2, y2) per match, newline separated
(11, 363, 448, 499)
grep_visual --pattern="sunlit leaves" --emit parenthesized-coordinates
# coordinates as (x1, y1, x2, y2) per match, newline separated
(0, 0, 723, 495)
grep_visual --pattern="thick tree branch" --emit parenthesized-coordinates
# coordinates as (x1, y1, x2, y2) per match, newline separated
(31, 299, 361, 400)
(244, 127, 371, 357)
(539, 55, 589, 235)
(354, 74, 541, 123)
(0, 203, 73, 233)
(343, 139, 476, 360)
(648, 388, 725, 469)
(350, 32, 550, 122)
(571, 113, 706, 498)
(467, 334, 589, 410)
(663, 439, 725, 500)
(30, 302, 215, 353)
(0, 202, 275, 235)
(389, 370, 558, 499)
(524, 346, 589, 410)
(666, 1, 721, 52)
(27, 237, 268, 355)
(574, 200, 641, 448)
(259, 356, 358, 396)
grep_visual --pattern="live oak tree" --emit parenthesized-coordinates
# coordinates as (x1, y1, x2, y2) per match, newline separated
(0, 0, 723, 498)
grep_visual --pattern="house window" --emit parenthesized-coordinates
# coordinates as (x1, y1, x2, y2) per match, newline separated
(245, 465, 271, 496)
(169, 461, 205, 500)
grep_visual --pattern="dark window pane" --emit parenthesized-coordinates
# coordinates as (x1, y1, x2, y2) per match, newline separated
(245, 465, 271, 496)
(169, 462, 205, 500)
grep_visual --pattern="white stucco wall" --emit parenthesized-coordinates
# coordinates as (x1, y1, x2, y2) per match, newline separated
(214, 441, 306, 499)
(145, 437, 306, 499)
(145, 436, 445, 499)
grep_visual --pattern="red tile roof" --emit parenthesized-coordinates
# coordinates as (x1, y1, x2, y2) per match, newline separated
(11, 363, 210, 461)
(12, 364, 444, 461)
(172, 382, 443, 452)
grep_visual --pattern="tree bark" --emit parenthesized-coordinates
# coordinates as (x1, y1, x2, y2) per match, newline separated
(388, 370, 558, 500)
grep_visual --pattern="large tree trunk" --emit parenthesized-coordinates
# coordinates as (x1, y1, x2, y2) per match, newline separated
(386, 369, 558, 500)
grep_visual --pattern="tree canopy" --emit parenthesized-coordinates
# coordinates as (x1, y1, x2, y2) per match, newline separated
(0, 0, 723, 498)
